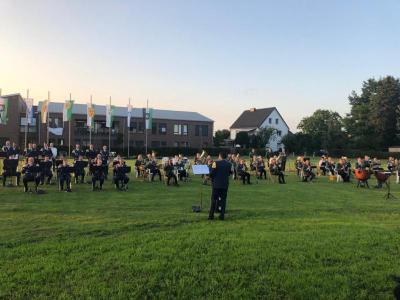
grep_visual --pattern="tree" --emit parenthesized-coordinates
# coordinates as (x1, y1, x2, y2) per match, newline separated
(213, 129, 231, 147)
(235, 131, 250, 148)
(297, 109, 347, 151)
(344, 76, 400, 149)
(250, 127, 277, 148)
(281, 132, 314, 154)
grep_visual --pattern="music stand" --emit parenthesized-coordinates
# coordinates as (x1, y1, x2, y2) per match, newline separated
(384, 172, 396, 200)
(192, 165, 210, 212)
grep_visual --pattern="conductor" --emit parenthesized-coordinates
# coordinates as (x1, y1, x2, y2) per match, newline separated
(208, 152, 232, 221)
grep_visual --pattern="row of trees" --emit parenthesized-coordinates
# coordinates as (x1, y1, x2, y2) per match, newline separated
(282, 76, 400, 154)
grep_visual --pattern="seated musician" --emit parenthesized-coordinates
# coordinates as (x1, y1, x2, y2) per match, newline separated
(336, 158, 350, 182)
(22, 157, 40, 192)
(2, 140, 16, 158)
(49, 143, 57, 171)
(302, 159, 315, 182)
(73, 155, 86, 184)
(295, 156, 304, 177)
(92, 158, 106, 191)
(326, 157, 335, 175)
(113, 158, 130, 190)
(256, 156, 267, 180)
(319, 156, 327, 175)
(71, 144, 84, 161)
(387, 157, 395, 173)
(85, 144, 97, 162)
(145, 153, 162, 182)
(40, 143, 53, 160)
(2, 155, 21, 187)
(135, 154, 145, 177)
(270, 157, 285, 184)
(25, 143, 40, 161)
(164, 159, 179, 186)
(39, 155, 53, 185)
(237, 159, 251, 185)
(100, 145, 110, 179)
(58, 158, 72, 192)
(364, 155, 371, 169)
(175, 155, 188, 181)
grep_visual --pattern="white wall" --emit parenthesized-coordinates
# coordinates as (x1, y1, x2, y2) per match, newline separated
(259, 109, 289, 151)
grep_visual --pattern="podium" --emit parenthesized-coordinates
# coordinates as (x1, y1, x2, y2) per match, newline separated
(191, 165, 210, 212)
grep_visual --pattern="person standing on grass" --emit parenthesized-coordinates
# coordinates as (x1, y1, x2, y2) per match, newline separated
(208, 152, 232, 221)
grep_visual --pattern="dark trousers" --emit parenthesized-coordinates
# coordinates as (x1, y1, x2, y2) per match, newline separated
(240, 172, 251, 184)
(74, 171, 85, 184)
(166, 173, 178, 185)
(178, 170, 187, 181)
(209, 188, 228, 220)
(3, 171, 21, 186)
(303, 172, 315, 182)
(92, 174, 105, 189)
(59, 174, 71, 190)
(151, 169, 162, 181)
(114, 175, 129, 189)
(258, 168, 267, 179)
(277, 172, 285, 184)
(338, 171, 350, 182)
(40, 170, 53, 184)
(23, 174, 40, 190)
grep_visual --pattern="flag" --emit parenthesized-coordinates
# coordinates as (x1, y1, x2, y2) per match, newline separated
(41, 100, 49, 124)
(25, 98, 34, 124)
(127, 103, 132, 128)
(145, 107, 153, 130)
(63, 100, 74, 122)
(0, 97, 8, 125)
(87, 103, 95, 128)
(106, 104, 115, 128)
(49, 127, 63, 136)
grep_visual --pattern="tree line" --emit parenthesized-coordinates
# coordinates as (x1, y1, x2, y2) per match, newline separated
(214, 76, 400, 154)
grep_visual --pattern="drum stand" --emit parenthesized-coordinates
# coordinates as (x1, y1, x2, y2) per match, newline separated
(384, 176, 397, 200)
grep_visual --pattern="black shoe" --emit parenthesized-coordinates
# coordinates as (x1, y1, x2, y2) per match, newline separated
(219, 216, 225, 221)
(208, 216, 214, 220)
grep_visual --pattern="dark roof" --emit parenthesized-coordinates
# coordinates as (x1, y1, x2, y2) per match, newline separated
(230, 107, 276, 129)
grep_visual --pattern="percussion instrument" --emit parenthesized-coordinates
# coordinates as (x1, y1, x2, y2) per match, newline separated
(375, 171, 391, 183)
(354, 169, 371, 181)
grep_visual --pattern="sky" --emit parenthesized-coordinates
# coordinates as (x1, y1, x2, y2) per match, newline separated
(1, 0, 399, 131)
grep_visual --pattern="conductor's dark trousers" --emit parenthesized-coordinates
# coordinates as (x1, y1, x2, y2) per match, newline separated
(209, 188, 228, 219)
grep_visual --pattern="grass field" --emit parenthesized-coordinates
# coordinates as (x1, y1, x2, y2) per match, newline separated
(1, 170, 400, 299)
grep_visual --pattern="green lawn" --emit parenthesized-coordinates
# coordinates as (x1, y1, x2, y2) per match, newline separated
(1, 172, 400, 299)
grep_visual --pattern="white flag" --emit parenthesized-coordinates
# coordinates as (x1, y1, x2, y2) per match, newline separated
(127, 104, 132, 128)
(25, 98, 34, 124)
(87, 103, 95, 127)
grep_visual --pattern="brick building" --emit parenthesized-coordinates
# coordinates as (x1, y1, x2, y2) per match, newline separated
(0, 93, 214, 150)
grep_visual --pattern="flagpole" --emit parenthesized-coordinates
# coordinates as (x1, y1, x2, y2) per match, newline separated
(24, 89, 29, 149)
(69, 93, 71, 157)
(38, 109, 41, 145)
(109, 96, 111, 152)
(145, 99, 148, 155)
(47, 91, 50, 144)
(127, 97, 131, 158)
(89, 95, 92, 146)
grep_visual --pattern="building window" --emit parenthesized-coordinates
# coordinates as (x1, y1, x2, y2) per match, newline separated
(151, 141, 160, 148)
(129, 122, 137, 133)
(275, 118, 279, 125)
(201, 125, 208, 137)
(152, 123, 157, 135)
(182, 141, 189, 147)
(159, 123, 167, 135)
(75, 120, 86, 128)
(269, 118, 272, 124)
(138, 122, 144, 133)
(161, 141, 167, 147)
(135, 140, 144, 147)
(174, 124, 188, 135)
(277, 130, 282, 137)
(173, 141, 179, 147)
(195, 125, 200, 136)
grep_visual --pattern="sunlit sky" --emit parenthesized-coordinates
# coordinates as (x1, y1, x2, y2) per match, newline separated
(1, 0, 399, 131)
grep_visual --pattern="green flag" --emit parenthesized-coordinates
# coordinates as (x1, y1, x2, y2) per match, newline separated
(146, 108, 153, 130)
(63, 100, 74, 122)
(0, 97, 8, 125)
